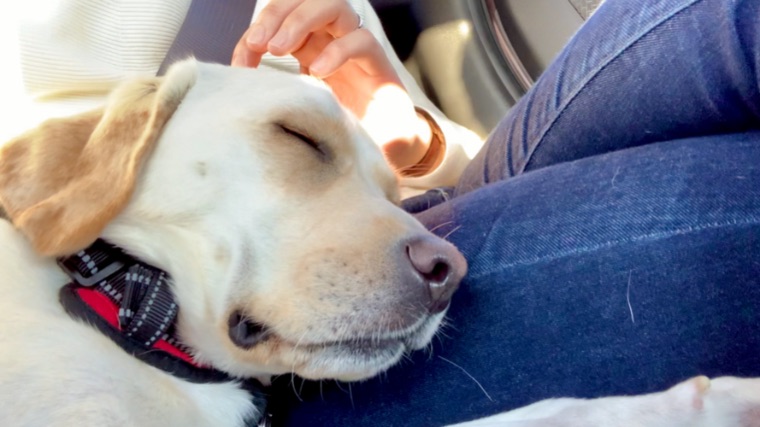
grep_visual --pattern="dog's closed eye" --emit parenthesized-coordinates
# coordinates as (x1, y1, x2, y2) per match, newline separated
(278, 124, 323, 155)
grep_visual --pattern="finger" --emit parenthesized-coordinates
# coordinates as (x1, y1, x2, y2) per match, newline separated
(245, 0, 302, 52)
(290, 32, 332, 70)
(232, 27, 263, 67)
(305, 30, 398, 81)
(268, 0, 362, 56)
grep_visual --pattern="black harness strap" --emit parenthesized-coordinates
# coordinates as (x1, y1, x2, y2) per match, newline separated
(58, 240, 225, 382)
(57, 240, 267, 424)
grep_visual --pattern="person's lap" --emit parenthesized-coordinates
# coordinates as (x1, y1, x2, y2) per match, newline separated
(270, 133, 760, 426)
(269, 0, 760, 424)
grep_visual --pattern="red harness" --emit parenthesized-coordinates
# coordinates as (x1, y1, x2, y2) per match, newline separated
(73, 286, 196, 365)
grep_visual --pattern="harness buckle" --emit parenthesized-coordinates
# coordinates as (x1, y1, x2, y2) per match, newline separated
(57, 239, 128, 287)
(57, 258, 125, 287)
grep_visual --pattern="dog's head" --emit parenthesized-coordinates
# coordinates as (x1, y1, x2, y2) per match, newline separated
(0, 60, 466, 381)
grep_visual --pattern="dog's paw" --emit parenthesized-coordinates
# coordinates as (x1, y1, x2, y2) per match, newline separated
(448, 375, 760, 427)
(665, 375, 760, 426)
(663, 375, 711, 411)
(447, 376, 716, 427)
(699, 376, 760, 427)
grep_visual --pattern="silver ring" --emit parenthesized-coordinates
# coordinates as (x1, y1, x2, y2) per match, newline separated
(356, 13, 365, 30)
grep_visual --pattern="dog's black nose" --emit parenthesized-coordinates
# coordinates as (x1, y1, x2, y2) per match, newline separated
(405, 235, 467, 313)
(227, 311, 270, 349)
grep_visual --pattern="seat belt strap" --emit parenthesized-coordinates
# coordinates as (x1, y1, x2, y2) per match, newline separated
(157, 0, 258, 76)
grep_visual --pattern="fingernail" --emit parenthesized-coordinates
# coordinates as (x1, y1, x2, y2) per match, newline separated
(246, 25, 266, 46)
(269, 31, 290, 52)
(309, 57, 328, 77)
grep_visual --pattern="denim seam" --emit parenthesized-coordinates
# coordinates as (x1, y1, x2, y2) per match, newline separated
(470, 216, 760, 279)
(518, 0, 704, 175)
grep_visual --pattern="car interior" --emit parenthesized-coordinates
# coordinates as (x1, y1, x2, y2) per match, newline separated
(370, 0, 604, 138)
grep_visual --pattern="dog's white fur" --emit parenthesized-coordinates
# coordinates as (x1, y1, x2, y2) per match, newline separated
(0, 60, 461, 426)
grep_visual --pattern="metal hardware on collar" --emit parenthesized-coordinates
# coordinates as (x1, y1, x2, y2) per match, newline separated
(57, 258, 124, 287)
(57, 239, 129, 286)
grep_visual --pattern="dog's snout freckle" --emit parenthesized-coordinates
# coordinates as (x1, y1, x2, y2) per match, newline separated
(214, 246, 230, 264)
(194, 161, 208, 177)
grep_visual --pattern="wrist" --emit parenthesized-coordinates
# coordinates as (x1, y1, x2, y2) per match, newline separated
(381, 111, 432, 172)
(375, 108, 445, 176)
(403, 107, 445, 177)
(358, 86, 444, 175)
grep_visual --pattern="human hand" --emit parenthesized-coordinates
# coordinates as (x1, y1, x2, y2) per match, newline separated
(231, 0, 440, 174)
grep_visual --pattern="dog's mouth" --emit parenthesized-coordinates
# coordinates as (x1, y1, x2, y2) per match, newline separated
(228, 312, 443, 381)
(290, 317, 440, 381)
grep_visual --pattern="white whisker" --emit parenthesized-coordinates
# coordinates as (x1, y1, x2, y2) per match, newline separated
(626, 270, 635, 324)
(348, 383, 355, 409)
(428, 221, 454, 233)
(438, 356, 494, 402)
(441, 225, 462, 240)
(289, 329, 310, 402)
(425, 341, 435, 360)
(298, 377, 306, 397)
(290, 372, 303, 402)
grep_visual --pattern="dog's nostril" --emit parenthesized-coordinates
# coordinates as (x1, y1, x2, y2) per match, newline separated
(227, 310, 270, 349)
(424, 261, 450, 284)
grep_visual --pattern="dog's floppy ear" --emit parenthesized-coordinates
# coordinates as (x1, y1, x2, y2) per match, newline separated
(0, 64, 196, 257)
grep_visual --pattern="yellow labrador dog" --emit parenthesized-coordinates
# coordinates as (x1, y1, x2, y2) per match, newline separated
(0, 60, 466, 426)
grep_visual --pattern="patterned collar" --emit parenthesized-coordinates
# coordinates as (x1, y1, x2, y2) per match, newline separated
(57, 239, 267, 422)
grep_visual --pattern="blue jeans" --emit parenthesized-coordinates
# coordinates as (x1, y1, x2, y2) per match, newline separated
(270, 0, 760, 425)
